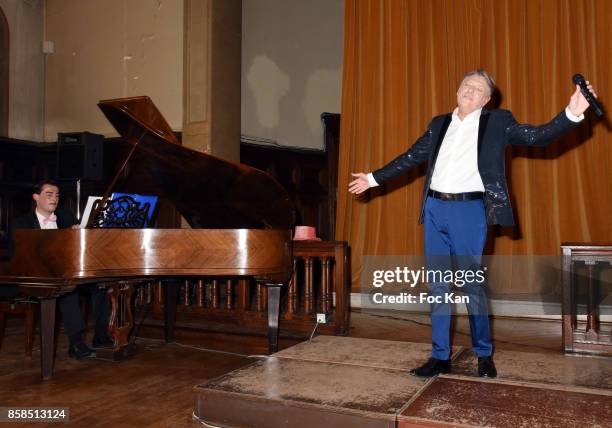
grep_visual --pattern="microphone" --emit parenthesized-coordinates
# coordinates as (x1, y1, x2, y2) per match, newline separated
(572, 74, 604, 118)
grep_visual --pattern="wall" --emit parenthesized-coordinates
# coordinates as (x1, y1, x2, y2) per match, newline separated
(3, 0, 343, 148)
(44, 0, 183, 141)
(241, 0, 343, 149)
(0, 0, 44, 141)
(182, 0, 241, 161)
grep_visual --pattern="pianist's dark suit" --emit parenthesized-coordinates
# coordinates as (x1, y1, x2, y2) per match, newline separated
(10, 209, 109, 343)
(12, 208, 78, 230)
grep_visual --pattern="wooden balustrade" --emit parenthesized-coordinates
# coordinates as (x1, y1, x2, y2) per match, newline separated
(134, 241, 350, 337)
(561, 243, 612, 356)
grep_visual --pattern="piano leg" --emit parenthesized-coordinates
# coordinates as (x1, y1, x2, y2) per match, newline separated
(97, 282, 136, 361)
(266, 283, 282, 354)
(163, 282, 179, 343)
(39, 297, 56, 380)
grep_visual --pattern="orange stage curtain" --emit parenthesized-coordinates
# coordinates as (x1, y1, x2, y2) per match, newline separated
(336, 0, 611, 294)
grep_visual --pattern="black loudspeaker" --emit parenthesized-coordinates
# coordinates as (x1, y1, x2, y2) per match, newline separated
(83, 132, 104, 180)
(56, 132, 104, 180)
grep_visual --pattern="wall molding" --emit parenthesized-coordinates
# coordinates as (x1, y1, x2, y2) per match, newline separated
(348, 292, 612, 321)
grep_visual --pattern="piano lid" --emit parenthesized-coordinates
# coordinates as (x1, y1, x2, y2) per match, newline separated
(98, 96, 295, 229)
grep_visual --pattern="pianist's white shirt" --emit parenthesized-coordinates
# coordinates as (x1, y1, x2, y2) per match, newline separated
(36, 210, 58, 230)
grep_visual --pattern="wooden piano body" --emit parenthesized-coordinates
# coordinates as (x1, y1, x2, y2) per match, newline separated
(0, 96, 295, 379)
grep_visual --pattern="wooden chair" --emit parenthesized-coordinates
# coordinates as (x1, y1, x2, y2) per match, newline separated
(0, 297, 37, 357)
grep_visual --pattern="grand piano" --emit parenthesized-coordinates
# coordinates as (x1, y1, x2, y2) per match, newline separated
(0, 96, 295, 379)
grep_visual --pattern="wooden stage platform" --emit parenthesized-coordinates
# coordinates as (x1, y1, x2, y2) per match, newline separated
(193, 336, 612, 427)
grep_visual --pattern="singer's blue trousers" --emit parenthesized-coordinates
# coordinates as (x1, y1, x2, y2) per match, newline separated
(424, 196, 493, 360)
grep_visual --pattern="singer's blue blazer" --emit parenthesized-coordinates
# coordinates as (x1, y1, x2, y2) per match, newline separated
(372, 109, 580, 226)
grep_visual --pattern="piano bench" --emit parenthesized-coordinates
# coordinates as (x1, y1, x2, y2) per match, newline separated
(0, 299, 37, 358)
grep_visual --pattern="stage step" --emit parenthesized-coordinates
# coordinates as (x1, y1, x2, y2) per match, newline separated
(398, 375, 612, 427)
(193, 336, 612, 427)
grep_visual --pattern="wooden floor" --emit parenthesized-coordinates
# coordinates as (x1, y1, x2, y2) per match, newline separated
(0, 310, 572, 427)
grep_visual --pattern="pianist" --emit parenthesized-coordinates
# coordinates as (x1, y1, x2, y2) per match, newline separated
(10, 179, 113, 358)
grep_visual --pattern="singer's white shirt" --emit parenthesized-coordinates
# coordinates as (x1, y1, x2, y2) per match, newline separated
(429, 107, 484, 193)
(366, 107, 583, 192)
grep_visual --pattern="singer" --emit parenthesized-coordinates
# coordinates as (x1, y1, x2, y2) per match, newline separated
(348, 70, 598, 378)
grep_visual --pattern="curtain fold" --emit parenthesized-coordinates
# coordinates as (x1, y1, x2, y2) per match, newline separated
(337, 0, 611, 294)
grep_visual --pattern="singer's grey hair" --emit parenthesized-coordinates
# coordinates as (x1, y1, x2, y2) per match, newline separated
(462, 69, 495, 96)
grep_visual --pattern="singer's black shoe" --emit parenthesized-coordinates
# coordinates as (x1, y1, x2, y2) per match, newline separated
(410, 358, 451, 377)
(68, 341, 93, 359)
(92, 334, 115, 349)
(478, 356, 497, 378)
